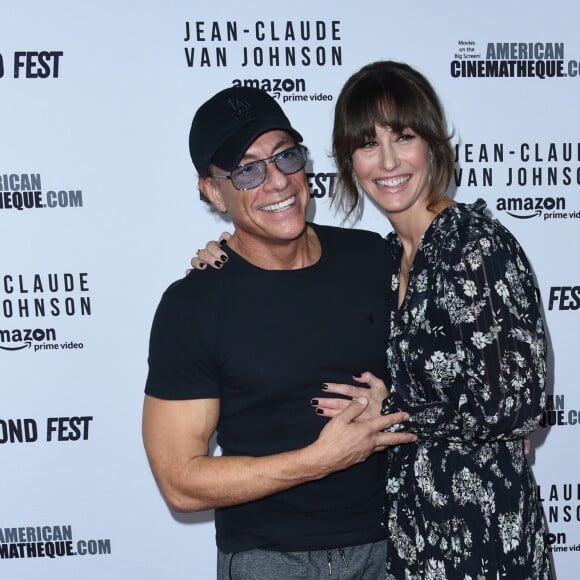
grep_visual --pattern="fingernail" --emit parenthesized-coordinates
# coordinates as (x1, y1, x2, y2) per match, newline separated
(220, 254, 228, 262)
(310, 399, 319, 406)
(353, 373, 362, 378)
(219, 239, 227, 246)
(316, 409, 324, 415)
(321, 383, 328, 390)
(214, 261, 222, 268)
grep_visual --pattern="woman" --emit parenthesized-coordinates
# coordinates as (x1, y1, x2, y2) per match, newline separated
(328, 60, 552, 579)
(191, 61, 553, 578)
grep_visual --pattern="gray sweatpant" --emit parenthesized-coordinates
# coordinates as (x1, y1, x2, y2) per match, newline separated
(217, 539, 388, 579)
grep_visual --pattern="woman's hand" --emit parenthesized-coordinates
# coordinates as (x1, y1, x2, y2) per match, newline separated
(312, 371, 389, 423)
(189, 232, 232, 271)
(524, 435, 530, 456)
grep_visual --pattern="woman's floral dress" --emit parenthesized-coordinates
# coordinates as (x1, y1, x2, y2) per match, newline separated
(382, 200, 553, 579)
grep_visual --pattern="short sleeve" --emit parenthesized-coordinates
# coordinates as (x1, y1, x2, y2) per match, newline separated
(145, 279, 221, 400)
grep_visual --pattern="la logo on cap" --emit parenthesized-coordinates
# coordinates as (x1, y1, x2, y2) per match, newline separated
(226, 96, 255, 120)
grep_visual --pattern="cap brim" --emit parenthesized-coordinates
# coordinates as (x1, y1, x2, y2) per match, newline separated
(212, 121, 303, 171)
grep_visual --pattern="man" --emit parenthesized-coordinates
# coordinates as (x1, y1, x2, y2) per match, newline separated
(142, 86, 414, 579)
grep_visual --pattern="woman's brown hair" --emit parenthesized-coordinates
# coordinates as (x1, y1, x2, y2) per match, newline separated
(332, 60, 455, 216)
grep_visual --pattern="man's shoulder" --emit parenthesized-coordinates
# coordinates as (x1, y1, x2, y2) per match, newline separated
(310, 223, 389, 272)
(157, 267, 229, 310)
(311, 222, 386, 247)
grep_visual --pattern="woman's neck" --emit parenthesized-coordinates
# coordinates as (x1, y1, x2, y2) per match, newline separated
(389, 197, 454, 257)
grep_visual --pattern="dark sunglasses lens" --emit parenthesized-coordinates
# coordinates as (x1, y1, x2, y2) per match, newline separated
(231, 161, 266, 190)
(275, 146, 306, 174)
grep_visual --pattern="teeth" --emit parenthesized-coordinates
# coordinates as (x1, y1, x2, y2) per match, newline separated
(262, 196, 295, 212)
(376, 175, 410, 187)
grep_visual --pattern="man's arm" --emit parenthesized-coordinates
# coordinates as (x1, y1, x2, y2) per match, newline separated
(142, 394, 415, 513)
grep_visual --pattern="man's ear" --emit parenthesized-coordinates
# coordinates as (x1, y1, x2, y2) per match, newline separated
(198, 176, 227, 213)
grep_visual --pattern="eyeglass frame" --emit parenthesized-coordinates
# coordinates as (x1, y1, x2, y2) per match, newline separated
(209, 144, 308, 191)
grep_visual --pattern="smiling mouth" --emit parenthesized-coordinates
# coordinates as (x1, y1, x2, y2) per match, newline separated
(375, 175, 411, 187)
(261, 196, 296, 212)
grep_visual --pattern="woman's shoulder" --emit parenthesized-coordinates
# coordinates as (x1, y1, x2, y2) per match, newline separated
(426, 200, 529, 274)
(437, 198, 516, 246)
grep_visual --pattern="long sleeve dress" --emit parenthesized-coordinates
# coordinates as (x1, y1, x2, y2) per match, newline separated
(382, 200, 553, 579)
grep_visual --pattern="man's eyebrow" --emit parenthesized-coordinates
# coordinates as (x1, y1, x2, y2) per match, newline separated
(239, 137, 295, 164)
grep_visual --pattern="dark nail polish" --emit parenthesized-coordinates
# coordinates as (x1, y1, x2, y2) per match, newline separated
(310, 399, 319, 406)
(316, 409, 324, 415)
(321, 383, 328, 390)
(220, 254, 228, 262)
(219, 239, 228, 246)
(214, 261, 222, 268)
(353, 373, 362, 378)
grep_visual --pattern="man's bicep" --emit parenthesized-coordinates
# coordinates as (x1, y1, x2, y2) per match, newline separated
(142, 395, 220, 498)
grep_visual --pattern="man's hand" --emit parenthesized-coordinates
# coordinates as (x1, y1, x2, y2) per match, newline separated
(312, 371, 388, 422)
(310, 397, 416, 477)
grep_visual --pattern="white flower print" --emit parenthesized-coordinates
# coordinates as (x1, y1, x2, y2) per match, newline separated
(382, 201, 550, 578)
(471, 331, 492, 349)
(462, 279, 478, 297)
(495, 279, 510, 301)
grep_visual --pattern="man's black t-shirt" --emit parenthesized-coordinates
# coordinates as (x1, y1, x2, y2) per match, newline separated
(146, 223, 391, 553)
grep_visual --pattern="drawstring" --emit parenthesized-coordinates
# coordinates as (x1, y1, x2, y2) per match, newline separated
(326, 548, 349, 575)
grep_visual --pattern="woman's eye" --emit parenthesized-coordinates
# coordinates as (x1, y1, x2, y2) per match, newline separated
(398, 129, 416, 142)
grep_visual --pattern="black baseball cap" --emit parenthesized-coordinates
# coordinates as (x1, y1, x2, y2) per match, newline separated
(189, 86, 303, 175)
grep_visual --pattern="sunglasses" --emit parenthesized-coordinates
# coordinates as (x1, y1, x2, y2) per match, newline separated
(210, 145, 308, 191)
